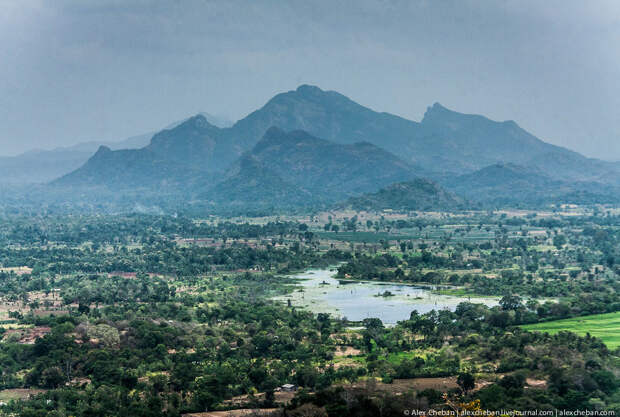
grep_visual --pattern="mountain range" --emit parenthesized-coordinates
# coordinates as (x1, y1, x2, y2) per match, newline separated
(0, 113, 232, 185)
(43, 85, 620, 210)
(203, 127, 420, 208)
(445, 163, 620, 205)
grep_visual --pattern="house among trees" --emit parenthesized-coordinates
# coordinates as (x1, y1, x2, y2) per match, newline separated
(279, 384, 297, 392)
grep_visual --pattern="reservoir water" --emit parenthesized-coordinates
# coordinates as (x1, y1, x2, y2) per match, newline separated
(275, 268, 497, 325)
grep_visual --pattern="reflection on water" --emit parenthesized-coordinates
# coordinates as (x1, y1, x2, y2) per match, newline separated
(275, 268, 497, 325)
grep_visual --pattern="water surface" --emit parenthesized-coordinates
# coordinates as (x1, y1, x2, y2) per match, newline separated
(275, 268, 497, 325)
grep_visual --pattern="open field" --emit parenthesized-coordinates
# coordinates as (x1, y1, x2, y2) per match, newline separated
(0, 389, 47, 402)
(521, 312, 620, 349)
(341, 377, 459, 393)
(182, 410, 279, 417)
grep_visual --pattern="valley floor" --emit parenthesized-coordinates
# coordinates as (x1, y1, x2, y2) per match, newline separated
(0, 208, 618, 415)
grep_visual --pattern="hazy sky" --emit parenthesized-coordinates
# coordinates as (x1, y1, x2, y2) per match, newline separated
(1, 0, 619, 159)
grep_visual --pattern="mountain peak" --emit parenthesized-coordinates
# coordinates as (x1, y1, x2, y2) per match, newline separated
(181, 114, 211, 128)
(94, 145, 112, 156)
(295, 84, 324, 95)
(149, 113, 219, 149)
(423, 103, 519, 127)
(422, 102, 451, 120)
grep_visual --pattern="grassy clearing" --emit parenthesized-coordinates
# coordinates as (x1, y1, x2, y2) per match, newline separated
(434, 288, 477, 297)
(0, 388, 46, 402)
(0, 323, 31, 330)
(331, 348, 434, 368)
(521, 312, 620, 349)
(531, 245, 556, 252)
(433, 287, 499, 300)
(382, 350, 432, 364)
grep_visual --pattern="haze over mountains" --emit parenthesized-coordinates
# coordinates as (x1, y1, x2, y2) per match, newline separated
(31, 85, 620, 210)
(0, 113, 231, 185)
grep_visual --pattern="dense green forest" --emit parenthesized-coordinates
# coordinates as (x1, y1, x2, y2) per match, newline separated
(0, 208, 618, 416)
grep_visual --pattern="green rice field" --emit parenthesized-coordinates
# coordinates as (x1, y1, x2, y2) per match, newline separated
(521, 312, 620, 349)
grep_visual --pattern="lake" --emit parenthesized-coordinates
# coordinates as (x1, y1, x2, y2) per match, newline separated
(275, 268, 497, 325)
